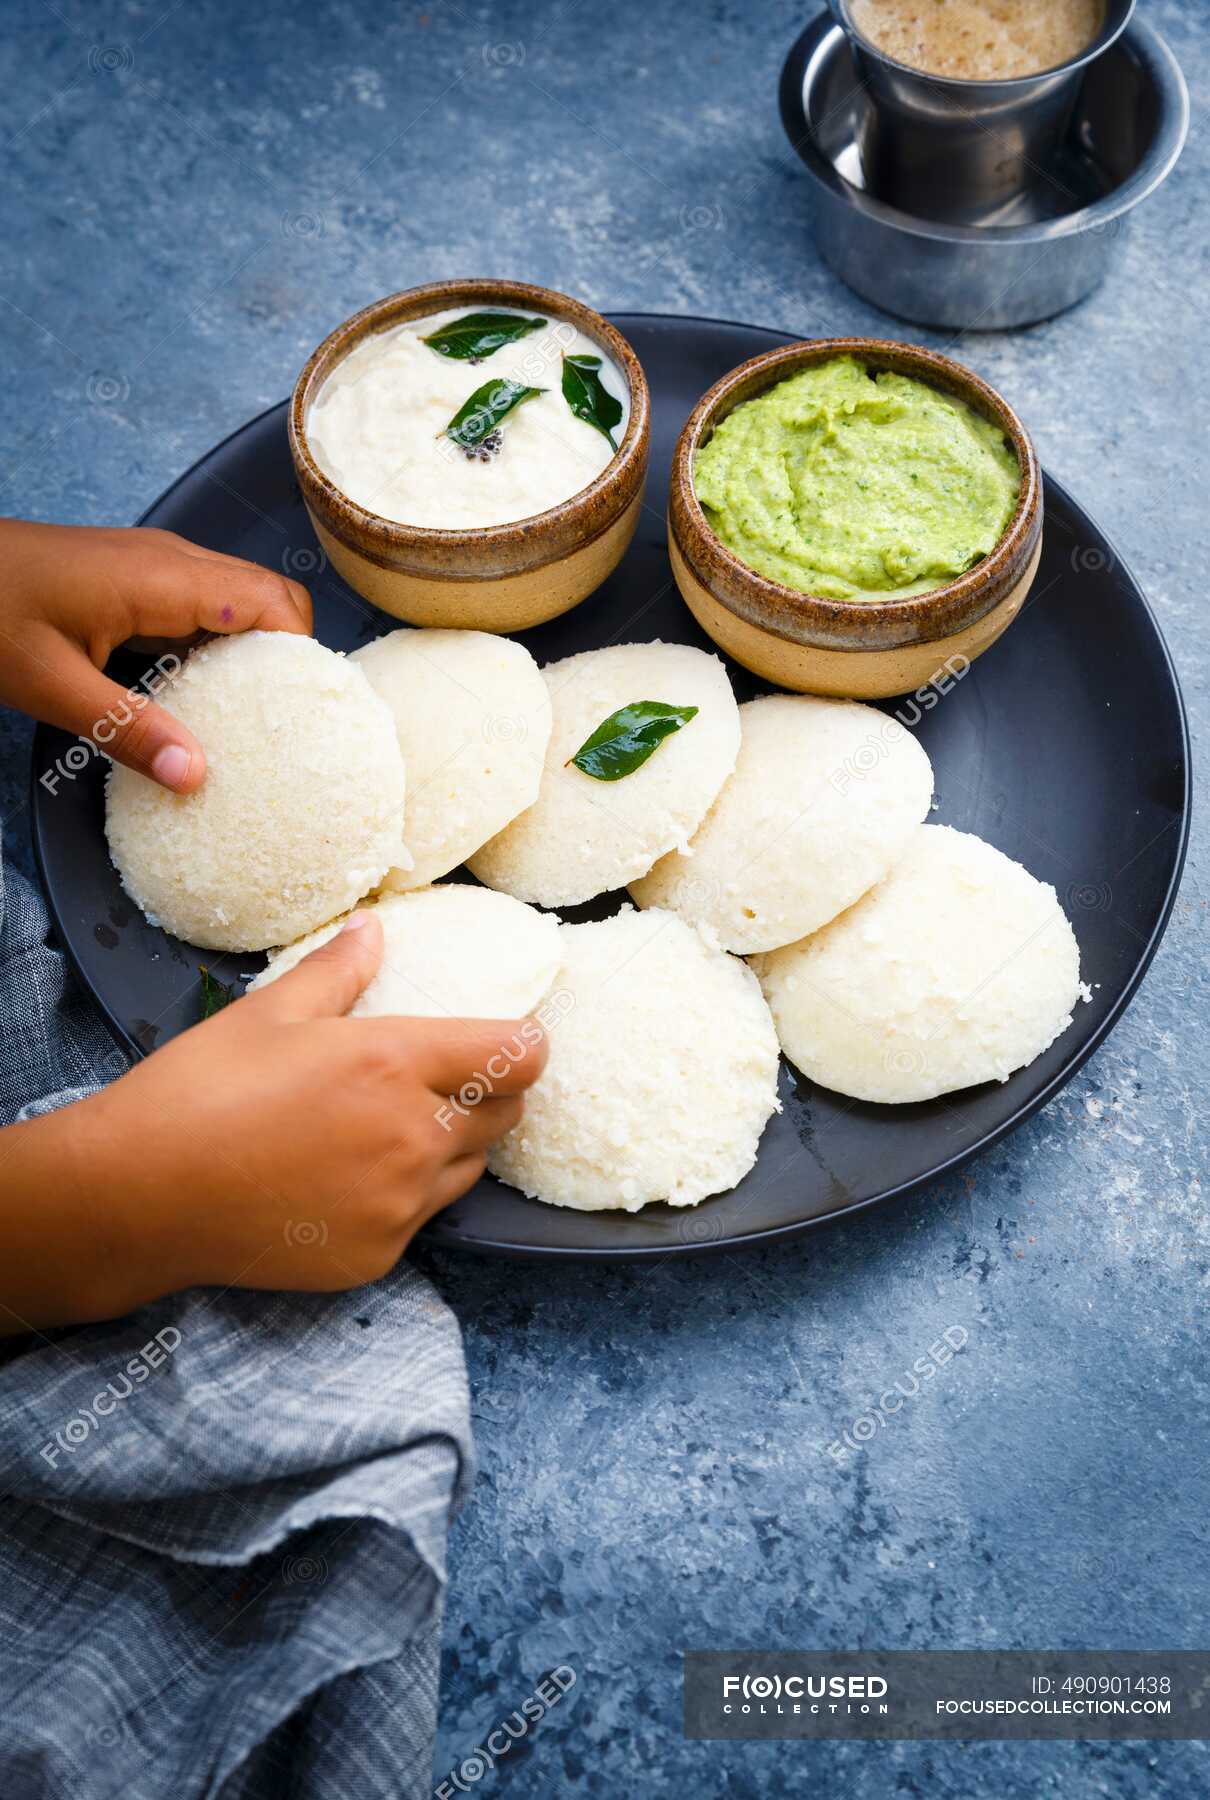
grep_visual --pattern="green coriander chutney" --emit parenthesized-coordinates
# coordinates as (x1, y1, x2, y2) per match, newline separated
(693, 356, 1021, 601)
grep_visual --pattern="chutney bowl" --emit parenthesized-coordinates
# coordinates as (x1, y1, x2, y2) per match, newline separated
(668, 335, 1042, 700)
(290, 278, 650, 632)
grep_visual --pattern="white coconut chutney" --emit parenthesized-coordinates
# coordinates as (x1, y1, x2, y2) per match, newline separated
(305, 305, 630, 530)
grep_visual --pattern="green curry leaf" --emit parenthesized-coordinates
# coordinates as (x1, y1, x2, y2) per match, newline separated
(198, 965, 236, 1021)
(421, 312, 547, 361)
(561, 353, 623, 450)
(443, 378, 545, 451)
(567, 701, 699, 782)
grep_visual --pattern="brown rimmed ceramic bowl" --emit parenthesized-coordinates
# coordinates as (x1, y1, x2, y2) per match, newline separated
(668, 337, 1042, 699)
(290, 279, 650, 631)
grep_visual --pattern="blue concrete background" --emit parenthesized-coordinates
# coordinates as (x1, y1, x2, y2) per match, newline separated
(1, 1, 1205, 1794)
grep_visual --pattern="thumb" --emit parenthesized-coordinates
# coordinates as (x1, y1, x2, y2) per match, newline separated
(51, 654, 205, 795)
(247, 911, 384, 1021)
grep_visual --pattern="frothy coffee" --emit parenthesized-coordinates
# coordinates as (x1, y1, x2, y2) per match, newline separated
(847, 0, 1104, 81)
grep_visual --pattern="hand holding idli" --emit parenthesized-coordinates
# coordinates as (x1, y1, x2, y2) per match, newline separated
(7, 910, 548, 1324)
(0, 518, 311, 793)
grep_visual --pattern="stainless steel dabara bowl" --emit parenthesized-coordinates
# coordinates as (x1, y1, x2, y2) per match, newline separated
(779, 11, 1188, 329)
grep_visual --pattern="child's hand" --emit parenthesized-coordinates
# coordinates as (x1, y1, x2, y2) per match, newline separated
(1, 913, 547, 1330)
(0, 519, 311, 792)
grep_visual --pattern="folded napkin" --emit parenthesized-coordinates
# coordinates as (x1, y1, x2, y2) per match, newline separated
(0, 827, 473, 1799)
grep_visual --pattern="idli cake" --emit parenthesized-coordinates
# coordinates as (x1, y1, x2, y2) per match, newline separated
(755, 825, 1086, 1104)
(250, 885, 560, 1021)
(468, 641, 741, 906)
(352, 628, 552, 889)
(487, 908, 781, 1210)
(631, 694, 933, 953)
(105, 632, 406, 953)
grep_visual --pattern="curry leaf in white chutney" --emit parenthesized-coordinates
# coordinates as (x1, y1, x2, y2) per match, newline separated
(443, 379, 545, 451)
(422, 312, 547, 361)
(561, 353, 623, 450)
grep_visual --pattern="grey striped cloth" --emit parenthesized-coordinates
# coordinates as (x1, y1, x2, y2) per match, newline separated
(0, 832, 474, 1799)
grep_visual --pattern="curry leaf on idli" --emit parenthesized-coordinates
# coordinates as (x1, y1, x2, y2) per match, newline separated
(567, 700, 698, 782)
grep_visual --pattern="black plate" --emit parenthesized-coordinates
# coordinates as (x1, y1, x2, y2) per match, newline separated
(31, 315, 1190, 1259)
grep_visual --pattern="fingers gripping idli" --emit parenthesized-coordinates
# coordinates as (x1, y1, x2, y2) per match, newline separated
(352, 628, 552, 890)
(631, 694, 933, 952)
(250, 884, 561, 1019)
(754, 825, 1086, 1103)
(487, 908, 781, 1211)
(467, 642, 741, 907)
(105, 632, 406, 952)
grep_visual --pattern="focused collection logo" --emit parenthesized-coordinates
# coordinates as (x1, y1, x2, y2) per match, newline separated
(722, 1672, 889, 1715)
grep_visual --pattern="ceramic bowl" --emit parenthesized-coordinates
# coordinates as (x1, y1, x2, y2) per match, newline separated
(668, 337, 1042, 700)
(290, 279, 650, 632)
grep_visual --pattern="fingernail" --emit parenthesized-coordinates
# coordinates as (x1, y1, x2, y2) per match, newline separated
(151, 744, 191, 790)
(341, 910, 371, 932)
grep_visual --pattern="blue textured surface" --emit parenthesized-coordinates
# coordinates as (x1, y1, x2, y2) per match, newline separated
(1, 2, 1205, 1795)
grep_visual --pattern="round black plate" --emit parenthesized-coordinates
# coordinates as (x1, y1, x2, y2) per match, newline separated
(31, 315, 1190, 1259)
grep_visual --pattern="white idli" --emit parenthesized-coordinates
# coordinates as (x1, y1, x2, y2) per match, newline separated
(352, 628, 552, 890)
(467, 641, 741, 907)
(754, 825, 1086, 1104)
(487, 908, 781, 1211)
(630, 694, 933, 952)
(250, 884, 560, 1019)
(105, 631, 406, 952)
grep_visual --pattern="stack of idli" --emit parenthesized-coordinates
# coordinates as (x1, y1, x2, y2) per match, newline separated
(105, 626, 554, 954)
(105, 620, 1087, 1216)
(613, 689, 1084, 1108)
